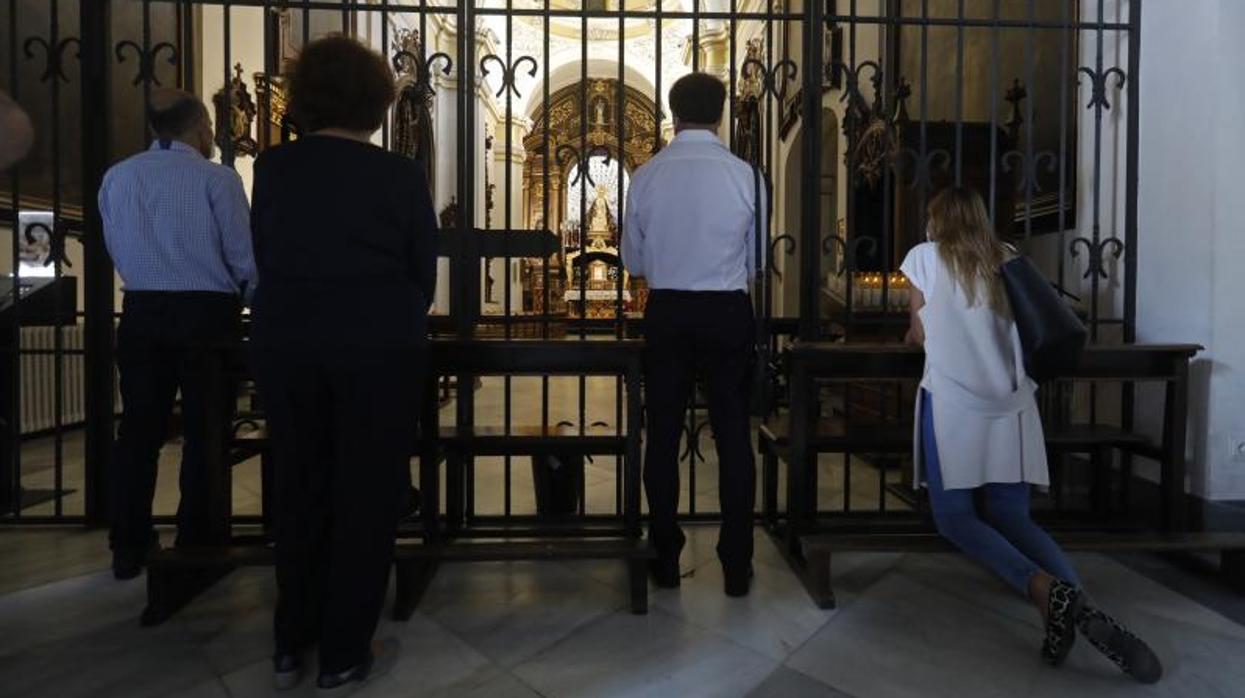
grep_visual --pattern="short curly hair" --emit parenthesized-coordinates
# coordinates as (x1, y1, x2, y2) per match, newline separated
(287, 35, 395, 133)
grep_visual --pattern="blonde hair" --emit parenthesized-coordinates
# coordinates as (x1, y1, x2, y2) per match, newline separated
(926, 187, 1009, 315)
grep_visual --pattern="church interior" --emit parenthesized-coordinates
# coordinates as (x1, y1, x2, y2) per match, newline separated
(2, 0, 1245, 696)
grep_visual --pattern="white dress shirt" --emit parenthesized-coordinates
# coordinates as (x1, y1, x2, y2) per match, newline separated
(622, 129, 766, 292)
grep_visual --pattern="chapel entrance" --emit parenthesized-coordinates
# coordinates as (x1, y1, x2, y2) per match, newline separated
(1, 0, 1144, 532)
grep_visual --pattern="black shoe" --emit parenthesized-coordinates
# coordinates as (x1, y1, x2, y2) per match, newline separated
(316, 637, 400, 696)
(401, 486, 422, 521)
(112, 538, 161, 580)
(1040, 579, 1083, 667)
(1077, 605, 1163, 684)
(273, 653, 304, 692)
(724, 565, 754, 598)
(648, 529, 686, 589)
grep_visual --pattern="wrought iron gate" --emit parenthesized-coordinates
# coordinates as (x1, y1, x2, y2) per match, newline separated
(1, 0, 1141, 524)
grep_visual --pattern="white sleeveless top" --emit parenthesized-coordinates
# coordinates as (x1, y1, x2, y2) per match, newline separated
(900, 242, 1049, 490)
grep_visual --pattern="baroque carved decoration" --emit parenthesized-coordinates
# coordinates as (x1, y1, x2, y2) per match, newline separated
(522, 79, 659, 319)
(733, 38, 763, 166)
(392, 28, 442, 194)
(523, 79, 661, 179)
(213, 63, 258, 157)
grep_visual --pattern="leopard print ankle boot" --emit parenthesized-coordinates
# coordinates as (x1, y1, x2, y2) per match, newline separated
(1077, 604, 1163, 684)
(1040, 579, 1082, 666)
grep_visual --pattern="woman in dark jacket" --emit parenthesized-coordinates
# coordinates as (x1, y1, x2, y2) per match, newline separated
(249, 36, 437, 693)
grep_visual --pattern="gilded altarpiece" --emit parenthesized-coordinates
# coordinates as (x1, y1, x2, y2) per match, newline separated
(521, 79, 661, 319)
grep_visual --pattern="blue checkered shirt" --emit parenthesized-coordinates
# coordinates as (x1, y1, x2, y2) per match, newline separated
(99, 140, 258, 302)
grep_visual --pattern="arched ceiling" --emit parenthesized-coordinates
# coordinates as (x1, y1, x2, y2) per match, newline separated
(522, 59, 656, 116)
(477, 2, 703, 115)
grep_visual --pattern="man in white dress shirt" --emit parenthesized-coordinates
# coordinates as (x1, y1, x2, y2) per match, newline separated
(622, 73, 765, 597)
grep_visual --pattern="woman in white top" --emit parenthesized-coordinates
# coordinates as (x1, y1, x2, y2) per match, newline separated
(901, 187, 1160, 683)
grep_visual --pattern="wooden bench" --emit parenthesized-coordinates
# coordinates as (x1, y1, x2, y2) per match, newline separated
(763, 342, 1245, 607)
(758, 417, 909, 528)
(142, 338, 653, 626)
(758, 418, 1153, 527)
(418, 339, 651, 613)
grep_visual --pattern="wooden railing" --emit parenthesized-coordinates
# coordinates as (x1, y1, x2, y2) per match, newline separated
(759, 342, 1245, 607)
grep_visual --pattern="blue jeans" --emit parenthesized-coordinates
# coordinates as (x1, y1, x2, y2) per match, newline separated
(921, 390, 1081, 594)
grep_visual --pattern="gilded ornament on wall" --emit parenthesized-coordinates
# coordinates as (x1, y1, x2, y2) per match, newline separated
(393, 28, 438, 194)
(213, 63, 258, 157)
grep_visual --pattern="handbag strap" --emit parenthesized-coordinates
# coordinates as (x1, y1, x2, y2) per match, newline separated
(1002, 241, 1082, 302)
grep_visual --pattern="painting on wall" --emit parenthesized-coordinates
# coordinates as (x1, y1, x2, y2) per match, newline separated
(777, 0, 843, 142)
(894, 0, 1080, 238)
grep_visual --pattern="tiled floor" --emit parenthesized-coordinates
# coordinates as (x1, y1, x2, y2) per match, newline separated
(5, 379, 1244, 696)
(1, 525, 1244, 698)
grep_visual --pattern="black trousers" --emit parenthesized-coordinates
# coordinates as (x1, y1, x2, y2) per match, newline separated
(642, 290, 756, 571)
(110, 292, 242, 553)
(253, 341, 422, 673)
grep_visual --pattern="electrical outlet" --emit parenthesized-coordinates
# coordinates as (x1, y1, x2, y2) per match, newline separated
(1232, 436, 1245, 463)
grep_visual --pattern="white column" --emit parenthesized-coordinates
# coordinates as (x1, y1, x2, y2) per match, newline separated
(429, 24, 457, 316)
(494, 116, 530, 314)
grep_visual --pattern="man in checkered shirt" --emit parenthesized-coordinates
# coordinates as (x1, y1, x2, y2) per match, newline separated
(98, 88, 257, 580)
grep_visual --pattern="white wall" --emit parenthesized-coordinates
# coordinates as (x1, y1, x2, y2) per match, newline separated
(1134, 0, 1245, 500)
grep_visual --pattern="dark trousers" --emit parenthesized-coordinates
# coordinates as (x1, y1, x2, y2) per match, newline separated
(110, 292, 242, 553)
(253, 342, 422, 673)
(642, 290, 756, 571)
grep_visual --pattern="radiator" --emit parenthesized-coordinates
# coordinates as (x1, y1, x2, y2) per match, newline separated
(18, 325, 101, 435)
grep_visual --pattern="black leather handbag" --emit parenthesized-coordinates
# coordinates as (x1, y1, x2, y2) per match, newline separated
(749, 164, 776, 417)
(1000, 251, 1087, 381)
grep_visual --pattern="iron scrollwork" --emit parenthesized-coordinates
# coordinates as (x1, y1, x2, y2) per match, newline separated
(480, 54, 539, 100)
(741, 56, 799, 102)
(392, 48, 453, 98)
(556, 143, 613, 188)
(890, 147, 951, 191)
(681, 419, 713, 464)
(769, 234, 796, 281)
(1077, 66, 1127, 111)
(833, 59, 884, 116)
(1001, 150, 1059, 193)
(1070, 237, 1124, 280)
(23, 36, 81, 84)
(114, 40, 179, 86)
(23, 222, 72, 269)
(823, 235, 878, 277)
